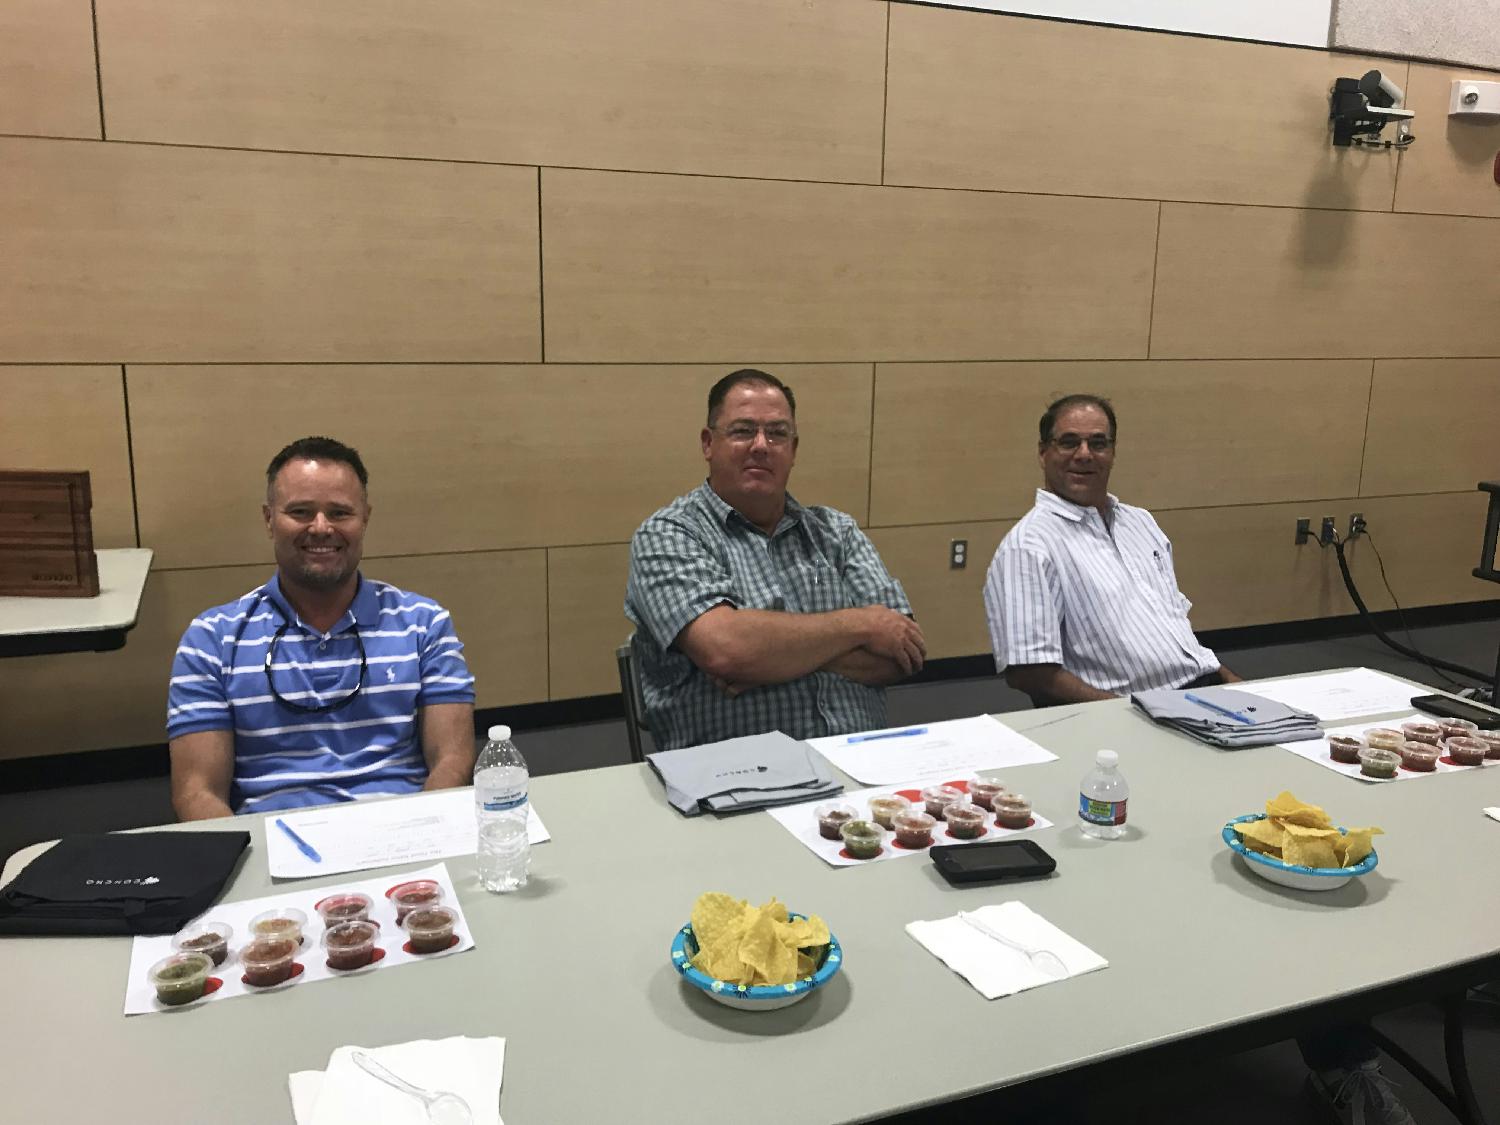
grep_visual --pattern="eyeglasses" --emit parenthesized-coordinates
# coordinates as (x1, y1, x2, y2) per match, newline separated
(712, 423, 797, 446)
(1048, 434, 1115, 453)
(263, 622, 367, 714)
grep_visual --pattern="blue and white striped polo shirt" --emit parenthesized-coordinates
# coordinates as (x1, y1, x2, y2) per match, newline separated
(983, 488, 1220, 694)
(167, 574, 475, 813)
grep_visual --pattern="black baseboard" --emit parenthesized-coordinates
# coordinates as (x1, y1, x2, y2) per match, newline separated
(4, 597, 1496, 794)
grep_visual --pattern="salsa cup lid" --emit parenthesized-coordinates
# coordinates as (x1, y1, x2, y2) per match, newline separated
(149, 951, 213, 984)
(401, 905, 458, 935)
(387, 879, 442, 902)
(249, 907, 306, 931)
(239, 936, 299, 966)
(171, 920, 233, 949)
(320, 919, 380, 948)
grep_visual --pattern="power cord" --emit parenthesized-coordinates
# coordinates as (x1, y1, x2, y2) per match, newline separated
(1313, 527, 1493, 690)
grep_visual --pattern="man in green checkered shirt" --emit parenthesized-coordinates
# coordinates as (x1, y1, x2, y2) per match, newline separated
(626, 369, 926, 751)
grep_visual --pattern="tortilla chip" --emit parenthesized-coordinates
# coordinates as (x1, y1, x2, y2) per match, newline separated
(687, 892, 830, 986)
(1334, 826, 1384, 867)
(1234, 818, 1288, 852)
(1283, 833, 1340, 869)
(1265, 791, 1332, 829)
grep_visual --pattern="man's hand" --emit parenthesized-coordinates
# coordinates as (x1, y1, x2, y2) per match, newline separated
(853, 605, 927, 675)
(1004, 664, 1116, 706)
(709, 674, 747, 698)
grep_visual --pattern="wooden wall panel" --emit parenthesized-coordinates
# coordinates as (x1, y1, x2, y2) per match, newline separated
(128, 364, 873, 568)
(0, 138, 540, 363)
(1151, 203, 1500, 359)
(886, 6, 1400, 211)
(370, 550, 549, 709)
(1361, 359, 1500, 496)
(542, 169, 1158, 363)
(0, 550, 546, 760)
(870, 360, 1371, 526)
(548, 544, 632, 701)
(0, 366, 136, 548)
(1395, 63, 1500, 218)
(96, 0, 885, 184)
(0, 0, 100, 139)
(866, 522, 1012, 661)
(1157, 492, 1494, 631)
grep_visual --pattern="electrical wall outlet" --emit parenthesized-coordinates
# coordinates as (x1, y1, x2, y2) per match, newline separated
(949, 539, 968, 569)
(1319, 517, 1337, 545)
(1295, 518, 1311, 545)
(1348, 513, 1366, 539)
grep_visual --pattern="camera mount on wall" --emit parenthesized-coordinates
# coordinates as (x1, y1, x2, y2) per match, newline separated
(1330, 69, 1415, 149)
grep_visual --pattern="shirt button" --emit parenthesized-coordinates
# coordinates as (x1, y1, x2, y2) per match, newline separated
(319, 641, 327, 651)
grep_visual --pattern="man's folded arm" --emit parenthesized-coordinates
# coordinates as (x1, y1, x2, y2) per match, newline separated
(822, 645, 913, 687)
(169, 730, 236, 821)
(676, 602, 925, 688)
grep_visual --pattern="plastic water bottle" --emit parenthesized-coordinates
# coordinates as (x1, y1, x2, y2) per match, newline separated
(475, 724, 530, 892)
(1079, 749, 1128, 840)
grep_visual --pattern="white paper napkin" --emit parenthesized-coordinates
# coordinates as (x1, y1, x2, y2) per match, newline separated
(290, 1036, 505, 1125)
(906, 901, 1107, 1000)
(1484, 807, 1500, 824)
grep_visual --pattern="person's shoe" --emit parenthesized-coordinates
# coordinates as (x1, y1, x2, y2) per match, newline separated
(1305, 1060, 1417, 1125)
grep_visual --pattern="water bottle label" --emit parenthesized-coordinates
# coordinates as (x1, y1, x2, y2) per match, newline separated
(482, 793, 528, 813)
(1079, 795, 1127, 826)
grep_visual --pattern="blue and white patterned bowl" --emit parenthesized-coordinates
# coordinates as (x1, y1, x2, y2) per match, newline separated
(670, 913, 842, 1011)
(1222, 813, 1379, 892)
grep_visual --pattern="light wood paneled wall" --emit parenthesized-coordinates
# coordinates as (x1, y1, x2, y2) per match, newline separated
(0, 367, 136, 548)
(885, 5, 1402, 210)
(127, 364, 874, 568)
(97, 0, 887, 184)
(0, 0, 100, 139)
(1151, 203, 1500, 359)
(0, 138, 541, 363)
(3, 0, 1497, 761)
(1396, 63, 1500, 218)
(870, 360, 1372, 526)
(541, 169, 1158, 363)
(1361, 359, 1500, 496)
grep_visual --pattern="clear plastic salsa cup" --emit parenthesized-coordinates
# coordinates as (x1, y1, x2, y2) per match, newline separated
(387, 880, 444, 925)
(943, 801, 987, 839)
(249, 907, 307, 946)
(239, 936, 298, 987)
(1363, 728, 1404, 753)
(1399, 741, 1440, 772)
(1400, 721, 1443, 746)
(921, 785, 964, 819)
(171, 920, 233, 967)
(402, 905, 458, 955)
(967, 780, 1006, 811)
(892, 810, 936, 848)
(314, 892, 373, 928)
(815, 802, 857, 841)
(322, 919, 381, 970)
(1443, 736, 1488, 767)
(148, 951, 214, 1006)
(839, 819, 886, 860)
(993, 792, 1034, 830)
(867, 794, 911, 831)
(1327, 735, 1364, 765)
(1357, 746, 1400, 779)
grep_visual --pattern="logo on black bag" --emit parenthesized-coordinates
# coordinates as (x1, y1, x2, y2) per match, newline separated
(84, 875, 162, 886)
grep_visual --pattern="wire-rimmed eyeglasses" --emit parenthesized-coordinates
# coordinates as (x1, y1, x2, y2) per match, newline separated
(711, 422, 797, 446)
(262, 622, 367, 714)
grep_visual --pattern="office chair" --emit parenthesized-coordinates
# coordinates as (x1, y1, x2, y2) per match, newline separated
(616, 638, 652, 764)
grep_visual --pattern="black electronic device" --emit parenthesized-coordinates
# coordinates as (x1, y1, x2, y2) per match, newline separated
(1409, 694, 1500, 730)
(930, 839, 1057, 885)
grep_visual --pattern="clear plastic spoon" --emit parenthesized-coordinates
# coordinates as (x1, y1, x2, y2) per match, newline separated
(352, 1050, 474, 1125)
(958, 910, 1068, 979)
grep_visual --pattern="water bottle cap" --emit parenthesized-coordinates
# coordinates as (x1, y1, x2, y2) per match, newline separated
(488, 725, 511, 741)
(1096, 749, 1118, 768)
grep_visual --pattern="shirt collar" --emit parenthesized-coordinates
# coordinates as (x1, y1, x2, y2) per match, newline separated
(696, 479, 804, 536)
(264, 572, 374, 632)
(1033, 487, 1119, 524)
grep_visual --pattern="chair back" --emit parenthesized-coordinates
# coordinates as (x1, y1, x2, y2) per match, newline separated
(616, 638, 651, 763)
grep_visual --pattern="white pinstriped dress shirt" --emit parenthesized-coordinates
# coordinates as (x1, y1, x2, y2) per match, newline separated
(983, 488, 1220, 694)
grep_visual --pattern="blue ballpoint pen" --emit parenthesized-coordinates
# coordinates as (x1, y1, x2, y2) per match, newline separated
(1183, 692, 1254, 725)
(274, 818, 323, 863)
(846, 726, 929, 744)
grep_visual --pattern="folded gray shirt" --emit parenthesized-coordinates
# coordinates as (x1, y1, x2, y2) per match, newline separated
(1131, 685, 1323, 748)
(647, 731, 843, 816)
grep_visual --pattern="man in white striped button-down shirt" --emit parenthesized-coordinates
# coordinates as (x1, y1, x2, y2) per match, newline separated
(166, 437, 477, 819)
(983, 395, 1238, 707)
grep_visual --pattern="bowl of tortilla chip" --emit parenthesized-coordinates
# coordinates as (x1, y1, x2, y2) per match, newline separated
(671, 892, 841, 1010)
(1222, 792, 1381, 892)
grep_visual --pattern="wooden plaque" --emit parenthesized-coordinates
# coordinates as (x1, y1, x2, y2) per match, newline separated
(0, 470, 100, 597)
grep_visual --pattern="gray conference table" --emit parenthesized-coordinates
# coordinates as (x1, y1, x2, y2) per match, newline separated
(5, 675, 1500, 1124)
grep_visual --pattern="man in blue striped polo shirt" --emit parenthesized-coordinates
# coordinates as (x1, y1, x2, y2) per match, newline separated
(983, 394, 1239, 707)
(167, 436, 476, 819)
(626, 369, 926, 750)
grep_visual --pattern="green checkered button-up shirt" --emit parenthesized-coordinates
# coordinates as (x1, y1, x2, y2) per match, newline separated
(625, 481, 912, 750)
